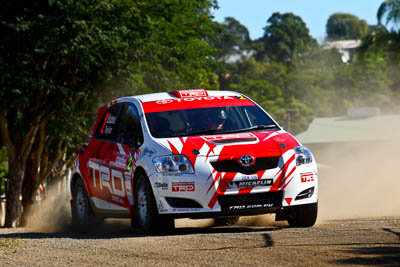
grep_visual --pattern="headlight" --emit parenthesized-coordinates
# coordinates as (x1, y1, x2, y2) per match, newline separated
(294, 146, 313, 166)
(153, 155, 194, 174)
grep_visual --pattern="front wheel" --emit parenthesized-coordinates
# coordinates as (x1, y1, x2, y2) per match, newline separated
(133, 174, 174, 234)
(287, 202, 318, 227)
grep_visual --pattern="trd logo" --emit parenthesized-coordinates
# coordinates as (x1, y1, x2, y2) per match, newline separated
(88, 160, 128, 197)
(301, 173, 314, 183)
(172, 183, 195, 192)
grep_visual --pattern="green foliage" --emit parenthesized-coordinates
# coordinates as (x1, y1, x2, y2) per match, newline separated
(1, 0, 400, 205)
(0, 238, 20, 249)
(326, 13, 369, 40)
(0, 0, 219, 161)
(377, 0, 400, 27)
(0, 0, 220, 223)
(220, 58, 311, 133)
(286, 44, 399, 119)
(212, 17, 251, 60)
(262, 12, 317, 65)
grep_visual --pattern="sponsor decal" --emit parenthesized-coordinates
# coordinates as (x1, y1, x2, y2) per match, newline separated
(106, 114, 117, 124)
(88, 160, 126, 198)
(142, 96, 255, 113)
(171, 89, 208, 98)
(157, 96, 233, 104)
(300, 173, 314, 183)
(143, 147, 156, 157)
(228, 203, 274, 210)
(204, 133, 256, 142)
(103, 126, 113, 135)
(115, 156, 126, 166)
(227, 179, 273, 189)
(241, 174, 259, 180)
(154, 182, 169, 190)
(172, 182, 195, 192)
(172, 208, 201, 212)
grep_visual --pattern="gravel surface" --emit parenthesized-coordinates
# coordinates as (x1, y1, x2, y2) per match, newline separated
(1, 216, 399, 267)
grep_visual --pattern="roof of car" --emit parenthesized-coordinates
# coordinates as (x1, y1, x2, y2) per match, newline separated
(296, 113, 400, 144)
(134, 90, 241, 103)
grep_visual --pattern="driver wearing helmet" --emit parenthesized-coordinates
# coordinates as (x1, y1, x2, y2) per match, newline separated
(208, 108, 230, 131)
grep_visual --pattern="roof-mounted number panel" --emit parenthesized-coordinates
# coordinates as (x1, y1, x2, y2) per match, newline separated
(169, 89, 208, 98)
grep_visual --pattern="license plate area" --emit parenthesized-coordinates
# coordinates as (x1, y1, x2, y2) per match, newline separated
(218, 191, 283, 211)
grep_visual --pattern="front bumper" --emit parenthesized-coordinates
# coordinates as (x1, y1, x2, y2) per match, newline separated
(150, 151, 318, 218)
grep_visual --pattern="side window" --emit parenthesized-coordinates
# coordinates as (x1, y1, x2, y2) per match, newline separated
(95, 104, 121, 141)
(117, 103, 143, 147)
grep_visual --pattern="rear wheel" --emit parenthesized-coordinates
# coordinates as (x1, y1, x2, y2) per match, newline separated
(71, 178, 103, 232)
(133, 174, 174, 234)
(287, 202, 318, 227)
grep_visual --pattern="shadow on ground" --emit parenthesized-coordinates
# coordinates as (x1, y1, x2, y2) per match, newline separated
(0, 219, 285, 240)
(333, 228, 400, 267)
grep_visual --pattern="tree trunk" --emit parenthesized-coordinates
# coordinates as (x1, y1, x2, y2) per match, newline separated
(0, 113, 40, 228)
(20, 135, 43, 227)
(20, 165, 39, 227)
(5, 161, 26, 228)
(20, 122, 66, 226)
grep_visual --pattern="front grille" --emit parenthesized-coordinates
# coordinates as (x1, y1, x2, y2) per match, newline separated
(218, 191, 283, 211)
(166, 197, 203, 208)
(210, 157, 279, 174)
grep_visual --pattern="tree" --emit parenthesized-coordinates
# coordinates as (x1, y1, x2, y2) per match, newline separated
(377, 0, 400, 27)
(0, 0, 218, 227)
(262, 12, 317, 65)
(326, 13, 369, 40)
(212, 17, 251, 60)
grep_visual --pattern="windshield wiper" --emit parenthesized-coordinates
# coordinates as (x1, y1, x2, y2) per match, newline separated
(218, 124, 279, 134)
(173, 129, 220, 137)
(170, 125, 278, 138)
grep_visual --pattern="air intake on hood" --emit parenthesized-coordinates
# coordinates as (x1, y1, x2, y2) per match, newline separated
(210, 137, 257, 144)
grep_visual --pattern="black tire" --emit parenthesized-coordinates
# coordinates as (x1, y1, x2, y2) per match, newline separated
(133, 174, 174, 234)
(71, 178, 103, 232)
(213, 216, 240, 226)
(287, 202, 318, 227)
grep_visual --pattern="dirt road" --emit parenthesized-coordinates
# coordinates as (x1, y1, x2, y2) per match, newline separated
(0, 216, 399, 267)
(1, 140, 400, 266)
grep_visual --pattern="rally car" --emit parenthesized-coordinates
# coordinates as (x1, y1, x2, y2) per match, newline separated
(70, 89, 318, 233)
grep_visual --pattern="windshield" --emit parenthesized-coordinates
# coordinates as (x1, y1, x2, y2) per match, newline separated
(145, 105, 279, 138)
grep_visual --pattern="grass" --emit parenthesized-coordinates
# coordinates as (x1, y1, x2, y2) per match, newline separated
(0, 237, 21, 249)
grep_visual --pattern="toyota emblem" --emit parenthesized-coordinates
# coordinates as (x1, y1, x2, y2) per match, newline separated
(239, 155, 255, 167)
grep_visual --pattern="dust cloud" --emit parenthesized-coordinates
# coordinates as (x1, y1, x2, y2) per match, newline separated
(25, 136, 400, 232)
(175, 218, 215, 228)
(316, 139, 400, 222)
(25, 181, 71, 233)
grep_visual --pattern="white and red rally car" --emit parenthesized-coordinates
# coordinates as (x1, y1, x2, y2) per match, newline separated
(71, 89, 318, 233)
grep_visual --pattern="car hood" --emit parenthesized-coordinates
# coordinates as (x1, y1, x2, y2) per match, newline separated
(154, 131, 299, 161)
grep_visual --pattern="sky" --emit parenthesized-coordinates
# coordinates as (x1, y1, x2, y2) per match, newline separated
(212, 0, 384, 42)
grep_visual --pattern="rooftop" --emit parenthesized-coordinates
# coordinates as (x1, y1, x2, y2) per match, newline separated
(296, 112, 400, 144)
